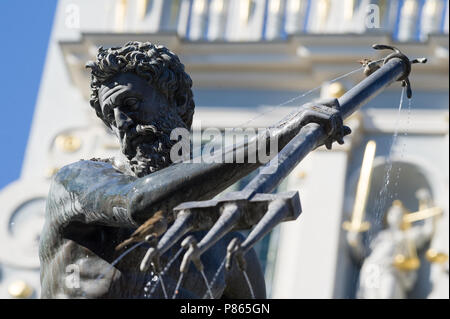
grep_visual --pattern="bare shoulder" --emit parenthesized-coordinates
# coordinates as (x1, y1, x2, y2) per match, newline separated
(50, 159, 135, 201)
(52, 159, 113, 184)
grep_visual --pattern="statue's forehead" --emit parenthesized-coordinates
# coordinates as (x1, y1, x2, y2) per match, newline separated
(101, 72, 148, 91)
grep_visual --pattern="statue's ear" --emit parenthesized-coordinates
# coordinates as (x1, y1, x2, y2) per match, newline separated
(176, 94, 187, 108)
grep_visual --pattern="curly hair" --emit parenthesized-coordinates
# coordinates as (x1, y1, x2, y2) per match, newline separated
(86, 41, 195, 129)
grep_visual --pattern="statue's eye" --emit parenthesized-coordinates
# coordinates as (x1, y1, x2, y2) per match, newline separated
(123, 97, 139, 109)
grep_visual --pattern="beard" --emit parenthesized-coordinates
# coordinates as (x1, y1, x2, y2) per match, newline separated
(121, 109, 187, 177)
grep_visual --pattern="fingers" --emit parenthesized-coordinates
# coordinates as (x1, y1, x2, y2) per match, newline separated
(337, 123, 346, 145)
(300, 99, 351, 150)
(324, 125, 351, 150)
(343, 126, 352, 136)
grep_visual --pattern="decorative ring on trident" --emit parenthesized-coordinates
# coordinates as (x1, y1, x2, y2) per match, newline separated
(372, 44, 427, 99)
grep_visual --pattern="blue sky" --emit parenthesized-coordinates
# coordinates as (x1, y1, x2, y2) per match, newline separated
(0, 1, 58, 189)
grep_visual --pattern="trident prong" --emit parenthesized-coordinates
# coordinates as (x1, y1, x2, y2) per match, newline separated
(142, 234, 161, 273)
(226, 237, 247, 271)
(140, 246, 159, 272)
(180, 235, 204, 273)
(140, 210, 194, 272)
(226, 198, 294, 271)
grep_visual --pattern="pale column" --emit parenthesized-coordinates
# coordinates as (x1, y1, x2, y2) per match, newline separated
(350, 0, 372, 33)
(271, 150, 349, 298)
(207, 0, 228, 41)
(123, 0, 139, 31)
(284, 0, 306, 34)
(420, 0, 445, 41)
(134, 0, 165, 32)
(326, 0, 346, 33)
(265, 0, 285, 40)
(377, 0, 401, 33)
(114, 0, 129, 32)
(445, 0, 449, 33)
(397, 0, 419, 41)
(305, 0, 331, 33)
(225, 0, 267, 41)
(159, 0, 179, 31)
(324, 0, 369, 34)
(177, 0, 192, 38)
(189, 0, 208, 40)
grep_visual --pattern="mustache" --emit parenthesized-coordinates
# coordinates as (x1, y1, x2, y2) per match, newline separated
(125, 124, 162, 144)
(135, 124, 158, 136)
(121, 123, 171, 160)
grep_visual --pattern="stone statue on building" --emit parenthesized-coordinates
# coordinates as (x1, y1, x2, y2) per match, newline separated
(39, 41, 350, 298)
(347, 190, 440, 299)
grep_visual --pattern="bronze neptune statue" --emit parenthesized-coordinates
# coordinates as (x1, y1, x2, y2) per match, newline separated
(39, 41, 352, 298)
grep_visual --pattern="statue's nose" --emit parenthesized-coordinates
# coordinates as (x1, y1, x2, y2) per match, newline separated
(114, 108, 133, 131)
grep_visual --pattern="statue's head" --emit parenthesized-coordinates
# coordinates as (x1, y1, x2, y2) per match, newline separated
(386, 200, 406, 229)
(86, 41, 195, 176)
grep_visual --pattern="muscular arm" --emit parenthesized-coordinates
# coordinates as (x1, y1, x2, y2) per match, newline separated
(49, 99, 347, 229)
(48, 159, 260, 229)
